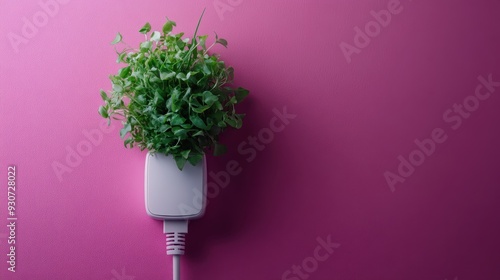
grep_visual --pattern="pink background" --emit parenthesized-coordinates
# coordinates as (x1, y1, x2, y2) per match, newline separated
(1, 0, 500, 279)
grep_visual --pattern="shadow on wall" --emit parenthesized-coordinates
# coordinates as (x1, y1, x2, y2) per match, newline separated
(185, 97, 258, 259)
(184, 95, 298, 260)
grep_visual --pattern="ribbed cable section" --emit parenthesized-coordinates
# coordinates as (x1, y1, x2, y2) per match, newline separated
(166, 232, 186, 255)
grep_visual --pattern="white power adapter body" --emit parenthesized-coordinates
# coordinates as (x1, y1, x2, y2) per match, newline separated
(144, 152, 207, 220)
(144, 152, 207, 280)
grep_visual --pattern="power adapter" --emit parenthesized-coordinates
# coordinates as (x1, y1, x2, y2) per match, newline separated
(145, 152, 207, 280)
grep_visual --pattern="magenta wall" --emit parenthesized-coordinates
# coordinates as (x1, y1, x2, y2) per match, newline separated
(1, 0, 500, 279)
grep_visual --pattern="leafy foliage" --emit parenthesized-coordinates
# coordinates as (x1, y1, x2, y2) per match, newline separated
(99, 14, 249, 170)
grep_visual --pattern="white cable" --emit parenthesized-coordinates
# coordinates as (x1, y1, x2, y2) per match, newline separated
(173, 255, 180, 280)
(164, 220, 188, 280)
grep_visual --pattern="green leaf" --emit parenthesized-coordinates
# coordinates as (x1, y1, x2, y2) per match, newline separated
(190, 115, 209, 130)
(150, 31, 161, 42)
(100, 90, 108, 101)
(137, 95, 147, 104)
(213, 142, 227, 156)
(157, 115, 167, 124)
(140, 41, 152, 52)
(170, 88, 182, 112)
(98, 106, 108, 118)
(186, 71, 196, 80)
(116, 52, 127, 63)
(111, 33, 122, 45)
(171, 114, 186, 126)
(112, 83, 123, 92)
(227, 67, 234, 81)
(162, 20, 176, 34)
(118, 66, 131, 78)
(159, 124, 170, 132)
(174, 156, 187, 170)
(150, 75, 160, 83)
(224, 114, 242, 128)
(192, 130, 204, 137)
(216, 38, 228, 48)
(187, 153, 203, 165)
(203, 91, 218, 105)
(120, 123, 131, 138)
(139, 22, 151, 34)
(191, 104, 211, 113)
(234, 118, 243, 129)
(176, 72, 187, 81)
(235, 87, 249, 103)
(201, 64, 211, 74)
(172, 127, 188, 137)
(160, 72, 175, 80)
(224, 117, 237, 127)
(181, 149, 190, 159)
(171, 100, 180, 112)
(215, 101, 223, 110)
(124, 138, 134, 148)
(227, 114, 243, 129)
(182, 87, 192, 101)
(198, 35, 208, 49)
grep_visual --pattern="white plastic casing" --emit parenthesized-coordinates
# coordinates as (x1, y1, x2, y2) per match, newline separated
(145, 152, 207, 220)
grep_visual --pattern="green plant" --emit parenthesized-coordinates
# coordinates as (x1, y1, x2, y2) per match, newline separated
(99, 13, 249, 170)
